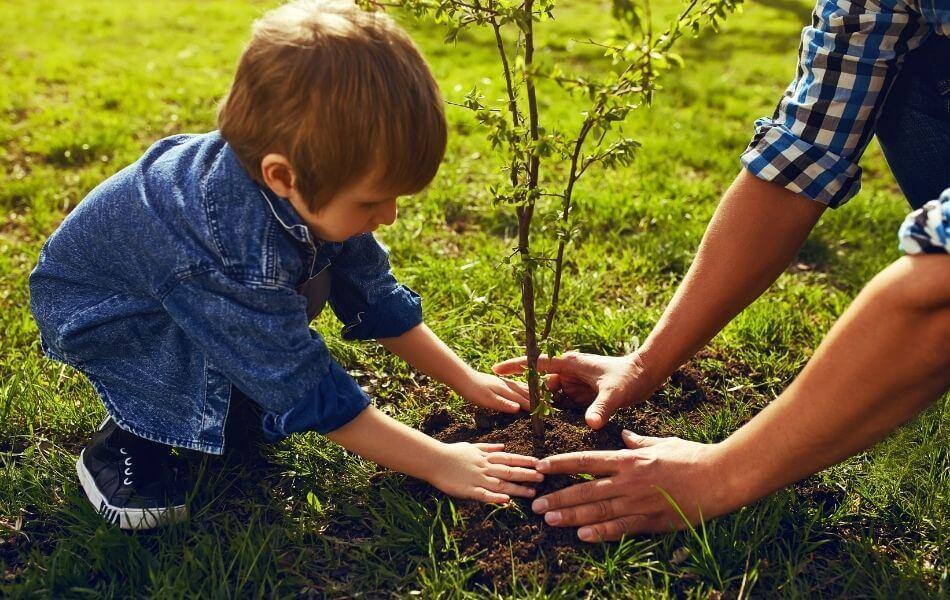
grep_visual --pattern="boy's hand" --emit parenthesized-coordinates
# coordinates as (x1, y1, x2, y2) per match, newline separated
(427, 442, 542, 503)
(457, 371, 531, 413)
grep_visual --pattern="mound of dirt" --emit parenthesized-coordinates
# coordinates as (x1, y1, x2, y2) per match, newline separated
(406, 362, 722, 586)
(416, 407, 623, 585)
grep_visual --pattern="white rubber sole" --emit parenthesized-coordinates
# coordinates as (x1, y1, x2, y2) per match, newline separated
(76, 449, 188, 530)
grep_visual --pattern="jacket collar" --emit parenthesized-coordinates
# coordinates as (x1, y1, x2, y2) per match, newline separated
(257, 186, 316, 247)
(213, 135, 317, 248)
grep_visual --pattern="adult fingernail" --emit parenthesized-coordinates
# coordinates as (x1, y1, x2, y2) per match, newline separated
(545, 511, 561, 525)
(537, 459, 551, 472)
(578, 527, 594, 541)
(532, 498, 549, 513)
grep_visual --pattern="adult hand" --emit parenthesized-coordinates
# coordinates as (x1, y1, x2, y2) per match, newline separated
(530, 430, 739, 541)
(492, 351, 660, 429)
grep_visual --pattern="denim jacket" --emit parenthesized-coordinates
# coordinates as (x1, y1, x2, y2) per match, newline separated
(29, 132, 423, 454)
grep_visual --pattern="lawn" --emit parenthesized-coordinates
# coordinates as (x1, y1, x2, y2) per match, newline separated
(1, 0, 947, 597)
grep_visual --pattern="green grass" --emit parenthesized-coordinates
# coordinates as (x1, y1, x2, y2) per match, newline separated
(1, 0, 947, 597)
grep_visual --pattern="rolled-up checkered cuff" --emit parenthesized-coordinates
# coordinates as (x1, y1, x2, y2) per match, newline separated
(740, 121, 862, 208)
(898, 189, 950, 255)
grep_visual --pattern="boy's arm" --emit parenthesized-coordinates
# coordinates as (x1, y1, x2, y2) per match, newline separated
(379, 323, 529, 412)
(326, 404, 542, 502)
(326, 235, 528, 411)
(328, 234, 423, 340)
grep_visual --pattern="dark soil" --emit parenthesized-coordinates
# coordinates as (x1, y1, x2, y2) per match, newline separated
(416, 407, 623, 586)
(408, 364, 722, 587)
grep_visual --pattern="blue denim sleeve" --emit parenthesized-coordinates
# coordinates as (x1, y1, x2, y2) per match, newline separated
(328, 234, 423, 341)
(161, 268, 369, 433)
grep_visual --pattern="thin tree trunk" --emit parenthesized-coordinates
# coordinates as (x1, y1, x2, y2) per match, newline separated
(521, 0, 544, 445)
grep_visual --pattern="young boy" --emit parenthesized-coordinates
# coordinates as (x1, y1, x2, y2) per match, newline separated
(29, 0, 541, 530)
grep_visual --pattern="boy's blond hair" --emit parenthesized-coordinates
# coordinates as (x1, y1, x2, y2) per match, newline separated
(219, 0, 446, 208)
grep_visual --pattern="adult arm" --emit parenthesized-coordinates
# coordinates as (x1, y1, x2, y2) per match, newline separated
(495, 0, 932, 427)
(496, 170, 825, 427)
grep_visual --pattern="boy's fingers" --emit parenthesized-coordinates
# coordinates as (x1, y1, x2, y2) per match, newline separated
(489, 480, 537, 498)
(502, 378, 530, 398)
(474, 488, 510, 503)
(474, 442, 505, 452)
(489, 397, 523, 413)
(486, 452, 538, 468)
(495, 385, 530, 410)
(485, 464, 544, 483)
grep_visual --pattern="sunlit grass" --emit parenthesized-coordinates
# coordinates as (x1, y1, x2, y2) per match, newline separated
(1, 0, 946, 596)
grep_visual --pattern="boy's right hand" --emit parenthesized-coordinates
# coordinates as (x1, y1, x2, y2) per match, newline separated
(427, 442, 543, 503)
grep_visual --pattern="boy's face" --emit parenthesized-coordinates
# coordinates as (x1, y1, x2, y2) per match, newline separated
(260, 154, 399, 242)
(287, 176, 399, 243)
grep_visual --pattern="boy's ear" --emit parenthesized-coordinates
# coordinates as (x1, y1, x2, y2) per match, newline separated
(260, 153, 297, 198)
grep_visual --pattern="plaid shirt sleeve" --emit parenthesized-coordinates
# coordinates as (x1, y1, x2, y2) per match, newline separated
(899, 187, 950, 254)
(741, 0, 932, 207)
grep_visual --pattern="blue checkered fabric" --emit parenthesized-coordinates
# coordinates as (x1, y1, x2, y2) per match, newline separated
(899, 187, 950, 254)
(741, 0, 949, 207)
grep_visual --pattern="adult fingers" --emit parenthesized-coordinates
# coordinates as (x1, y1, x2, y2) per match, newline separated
(531, 478, 619, 513)
(485, 463, 544, 483)
(542, 496, 637, 527)
(584, 388, 627, 430)
(486, 452, 539, 468)
(621, 429, 664, 449)
(577, 516, 649, 542)
(545, 373, 561, 392)
(492, 354, 567, 376)
(491, 356, 528, 375)
(536, 451, 624, 476)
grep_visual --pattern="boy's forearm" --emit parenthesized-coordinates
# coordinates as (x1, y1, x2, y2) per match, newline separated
(638, 169, 824, 381)
(378, 323, 475, 390)
(714, 255, 950, 507)
(325, 405, 446, 482)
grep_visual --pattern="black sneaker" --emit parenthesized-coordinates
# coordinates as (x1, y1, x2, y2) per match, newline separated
(75, 418, 188, 530)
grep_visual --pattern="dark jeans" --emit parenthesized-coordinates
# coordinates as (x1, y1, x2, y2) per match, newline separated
(877, 34, 950, 210)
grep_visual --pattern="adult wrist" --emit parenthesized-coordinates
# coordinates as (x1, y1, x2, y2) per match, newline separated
(705, 438, 763, 513)
(625, 346, 672, 399)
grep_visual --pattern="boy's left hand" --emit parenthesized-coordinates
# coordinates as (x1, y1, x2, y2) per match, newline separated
(457, 371, 530, 413)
